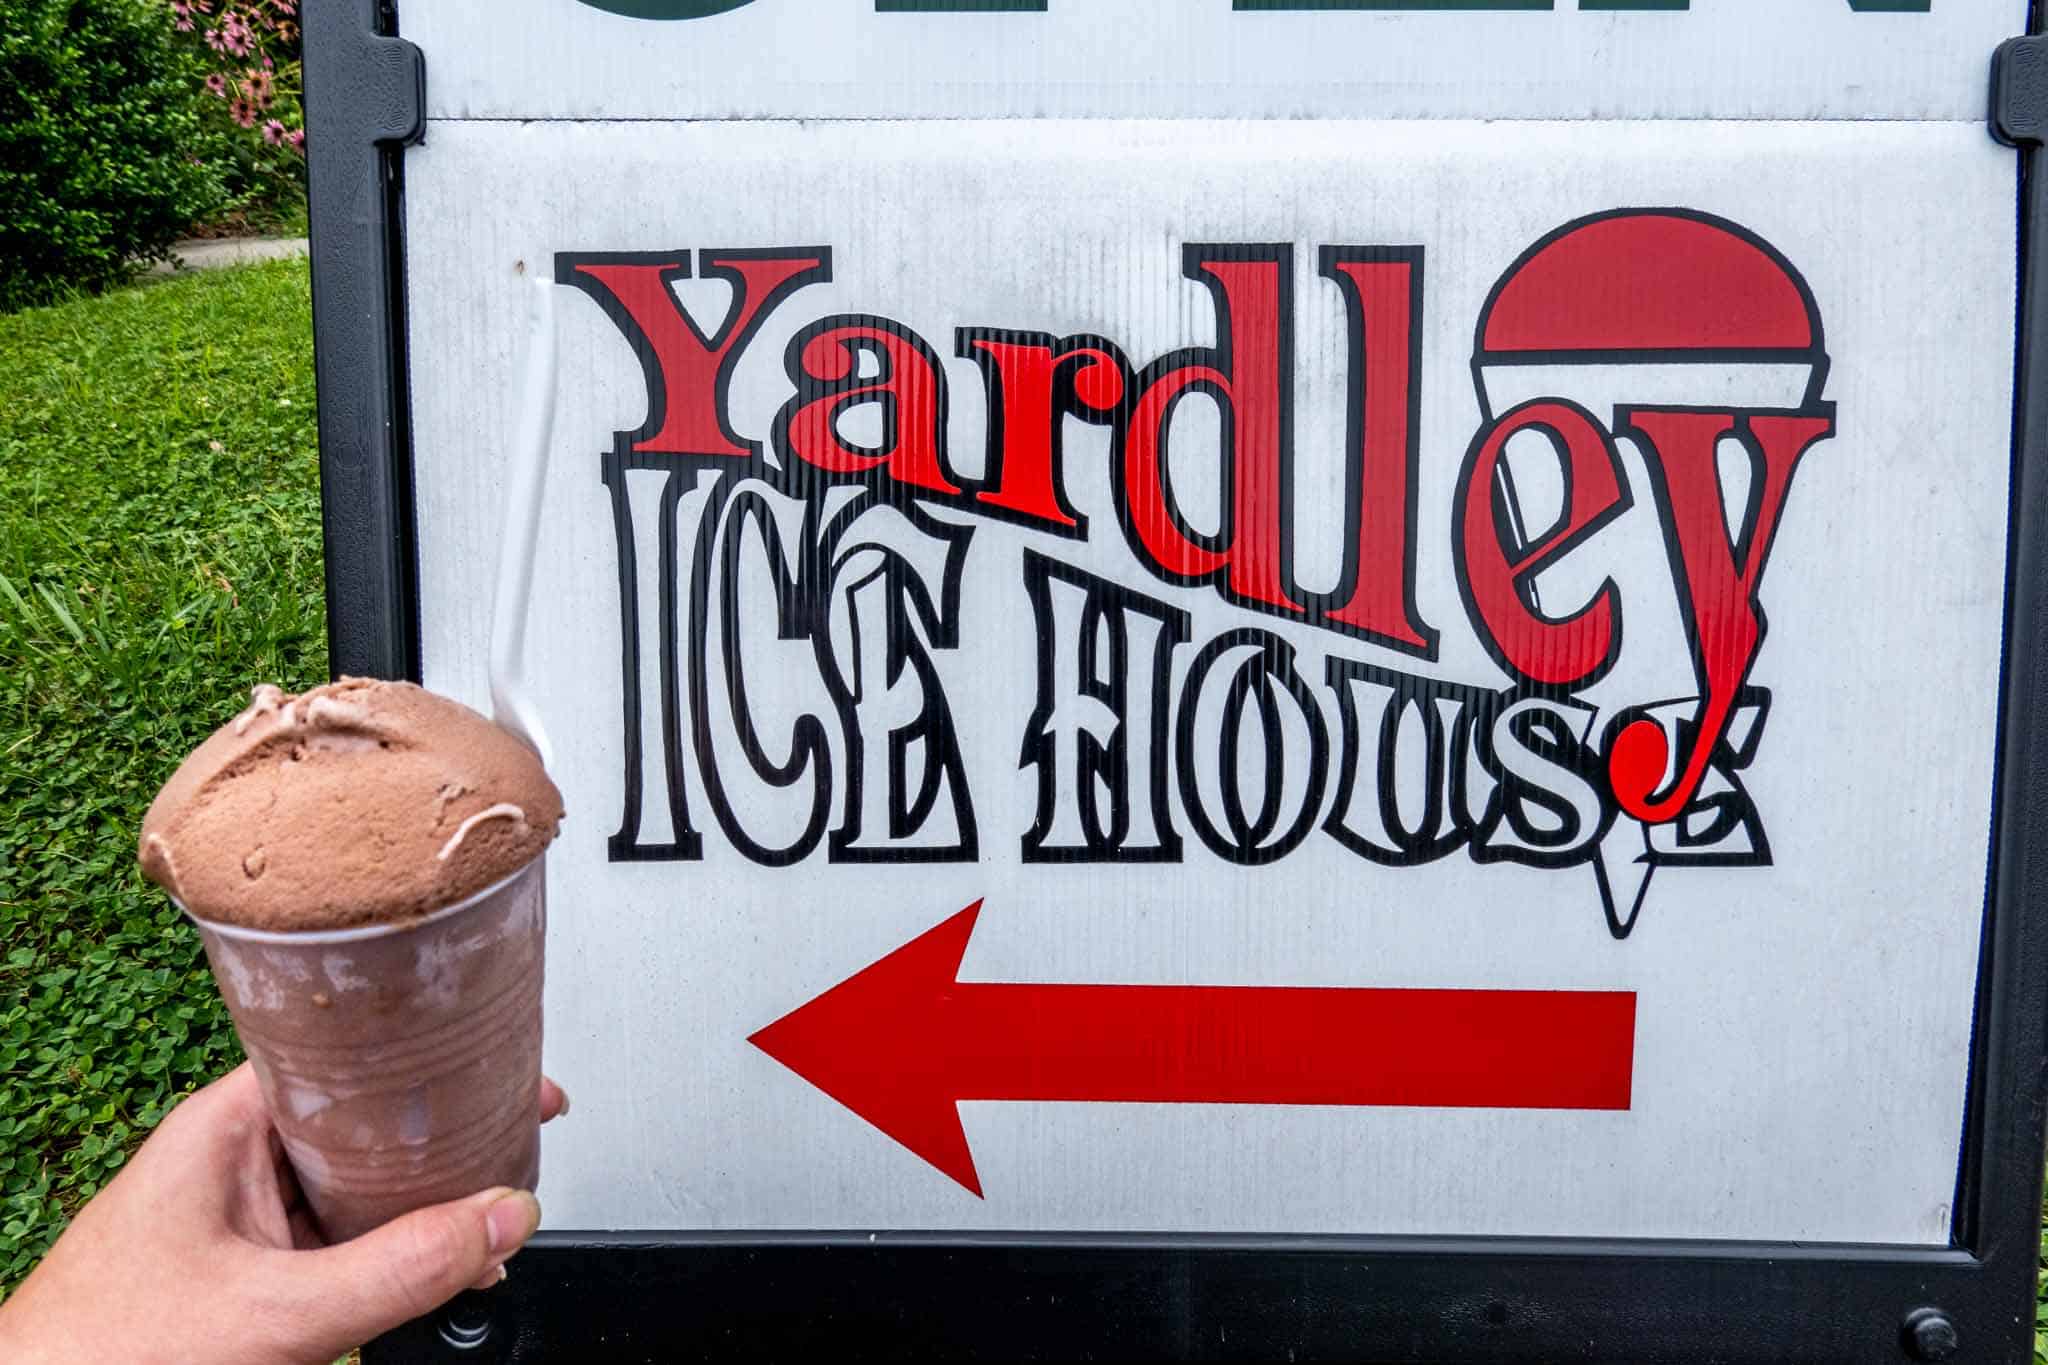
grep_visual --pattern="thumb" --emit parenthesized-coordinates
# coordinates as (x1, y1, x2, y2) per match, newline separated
(286, 1187, 541, 1356)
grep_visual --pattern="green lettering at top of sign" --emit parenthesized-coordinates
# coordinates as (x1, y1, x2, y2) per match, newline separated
(577, 0, 1045, 13)
(1240, 1, 1926, 8)
(876, 2, 1046, 10)
(581, 0, 1928, 13)
(576, 0, 756, 18)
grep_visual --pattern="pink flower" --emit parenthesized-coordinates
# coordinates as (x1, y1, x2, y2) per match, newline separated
(270, 0, 295, 13)
(203, 25, 225, 51)
(174, 15, 193, 29)
(261, 119, 286, 145)
(203, 72, 228, 97)
(229, 97, 256, 129)
(246, 68, 273, 107)
(222, 14, 252, 57)
(286, 128, 306, 156)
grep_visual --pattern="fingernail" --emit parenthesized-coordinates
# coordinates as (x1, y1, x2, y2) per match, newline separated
(469, 1263, 508, 1292)
(558, 1093, 571, 1117)
(484, 1189, 542, 1255)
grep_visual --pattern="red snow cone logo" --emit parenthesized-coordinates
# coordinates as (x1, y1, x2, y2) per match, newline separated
(1478, 210, 1826, 366)
(1464, 209, 1834, 934)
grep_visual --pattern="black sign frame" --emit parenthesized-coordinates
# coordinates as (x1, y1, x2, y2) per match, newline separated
(308, 1, 2048, 1358)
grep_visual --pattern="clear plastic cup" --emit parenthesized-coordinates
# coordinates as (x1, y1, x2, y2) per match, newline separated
(182, 856, 547, 1243)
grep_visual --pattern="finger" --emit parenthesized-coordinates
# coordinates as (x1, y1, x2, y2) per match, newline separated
(185, 1061, 269, 1132)
(540, 1076, 569, 1123)
(135, 1063, 276, 1228)
(207, 1061, 270, 1125)
(283, 1187, 541, 1356)
(159, 1061, 267, 1141)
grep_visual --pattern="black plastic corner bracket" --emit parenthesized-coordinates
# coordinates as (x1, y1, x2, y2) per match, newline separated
(1993, 34, 2048, 146)
(303, 0, 426, 681)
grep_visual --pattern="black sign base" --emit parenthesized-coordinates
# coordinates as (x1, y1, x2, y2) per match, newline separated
(367, 1233, 1989, 1363)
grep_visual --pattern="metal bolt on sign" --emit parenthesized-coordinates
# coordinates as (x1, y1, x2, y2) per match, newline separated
(1904, 1308, 1961, 1363)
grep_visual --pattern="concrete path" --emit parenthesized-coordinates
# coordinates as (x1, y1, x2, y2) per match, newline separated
(147, 236, 308, 275)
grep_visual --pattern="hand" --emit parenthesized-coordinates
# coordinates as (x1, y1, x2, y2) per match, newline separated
(0, 1062, 568, 1365)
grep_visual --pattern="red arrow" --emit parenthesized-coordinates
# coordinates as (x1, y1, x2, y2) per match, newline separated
(749, 901, 1635, 1196)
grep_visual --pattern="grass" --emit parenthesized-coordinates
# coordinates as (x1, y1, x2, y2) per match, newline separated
(0, 256, 2044, 1362)
(0, 259, 326, 1296)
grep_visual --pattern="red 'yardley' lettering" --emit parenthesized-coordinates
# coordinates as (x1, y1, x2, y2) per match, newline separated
(774, 317, 963, 496)
(1114, 246, 1435, 655)
(1456, 401, 1831, 822)
(1456, 398, 1628, 690)
(560, 243, 1439, 657)
(960, 331, 1126, 530)
(1605, 408, 1834, 822)
(558, 249, 831, 460)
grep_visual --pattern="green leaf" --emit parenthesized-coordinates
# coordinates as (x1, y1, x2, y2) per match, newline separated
(32, 582, 88, 649)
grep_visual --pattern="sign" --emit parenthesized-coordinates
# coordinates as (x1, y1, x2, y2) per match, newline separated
(305, 0, 2048, 1359)
(403, 118, 2009, 1243)
(405, 0, 2003, 121)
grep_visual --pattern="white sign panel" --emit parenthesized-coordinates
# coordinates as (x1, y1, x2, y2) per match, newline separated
(400, 7, 2015, 1248)
(406, 0, 2018, 122)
